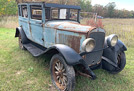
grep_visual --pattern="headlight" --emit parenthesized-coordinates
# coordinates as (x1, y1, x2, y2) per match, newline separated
(107, 34, 118, 47)
(82, 38, 95, 52)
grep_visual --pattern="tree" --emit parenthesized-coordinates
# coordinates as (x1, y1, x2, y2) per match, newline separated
(0, 0, 17, 16)
(106, 2, 116, 18)
(92, 4, 105, 16)
(15, 0, 78, 5)
(78, 0, 92, 12)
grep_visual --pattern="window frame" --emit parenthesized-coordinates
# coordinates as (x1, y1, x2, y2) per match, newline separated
(46, 7, 80, 22)
(18, 5, 21, 16)
(21, 5, 28, 18)
(30, 5, 43, 20)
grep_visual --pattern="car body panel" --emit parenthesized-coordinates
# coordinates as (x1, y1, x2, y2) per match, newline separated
(29, 19, 44, 45)
(45, 21, 95, 34)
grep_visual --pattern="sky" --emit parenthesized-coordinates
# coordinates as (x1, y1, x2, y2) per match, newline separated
(91, 0, 134, 11)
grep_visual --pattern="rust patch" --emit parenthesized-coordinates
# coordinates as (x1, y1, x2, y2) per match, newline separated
(54, 22, 96, 34)
(55, 28, 88, 34)
(46, 22, 96, 34)
(69, 22, 96, 31)
(58, 34, 81, 53)
(29, 22, 33, 38)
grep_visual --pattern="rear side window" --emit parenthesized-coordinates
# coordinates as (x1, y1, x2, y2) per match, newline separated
(22, 5, 28, 18)
(31, 5, 42, 20)
(18, 5, 21, 16)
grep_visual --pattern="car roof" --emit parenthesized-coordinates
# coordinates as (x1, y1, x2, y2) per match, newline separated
(18, 2, 81, 10)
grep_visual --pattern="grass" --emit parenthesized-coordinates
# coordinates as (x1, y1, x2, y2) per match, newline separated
(0, 17, 134, 91)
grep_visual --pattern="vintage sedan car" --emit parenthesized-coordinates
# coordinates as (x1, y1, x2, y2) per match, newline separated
(15, 2, 127, 91)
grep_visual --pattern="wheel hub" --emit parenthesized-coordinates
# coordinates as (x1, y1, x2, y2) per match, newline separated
(52, 59, 67, 90)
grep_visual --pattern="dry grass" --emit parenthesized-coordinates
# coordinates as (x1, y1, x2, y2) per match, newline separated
(81, 18, 134, 47)
(0, 16, 18, 29)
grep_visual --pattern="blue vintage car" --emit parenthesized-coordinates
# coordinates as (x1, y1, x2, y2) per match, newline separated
(15, 2, 127, 91)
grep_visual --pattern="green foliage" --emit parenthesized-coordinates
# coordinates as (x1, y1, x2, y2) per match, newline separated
(93, 2, 134, 18)
(0, 0, 17, 16)
(28, 67, 34, 73)
(78, 0, 92, 12)
(106, 2, 116, 18)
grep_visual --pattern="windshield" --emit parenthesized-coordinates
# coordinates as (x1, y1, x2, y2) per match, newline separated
(45, 7, 79, 22)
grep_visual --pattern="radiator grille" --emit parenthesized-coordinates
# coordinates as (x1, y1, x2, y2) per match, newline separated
(85, 32, 105, 65)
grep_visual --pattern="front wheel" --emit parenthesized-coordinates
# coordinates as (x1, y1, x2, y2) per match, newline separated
(50, 54, 75, 91)
(110, 52, 126, 74)
(103, 52, 126, 74)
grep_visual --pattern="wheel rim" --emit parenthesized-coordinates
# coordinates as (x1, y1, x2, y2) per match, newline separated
(117, 53, 121, 68)
(19, 35, 23, 49)
(52, 59, 67, 90)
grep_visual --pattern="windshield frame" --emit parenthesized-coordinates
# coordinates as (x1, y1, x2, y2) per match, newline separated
(44, 3, 81, 23)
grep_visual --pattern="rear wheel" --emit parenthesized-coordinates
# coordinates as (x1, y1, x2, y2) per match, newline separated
(50, 54, 75, 91)
(18, 34, 25, 50)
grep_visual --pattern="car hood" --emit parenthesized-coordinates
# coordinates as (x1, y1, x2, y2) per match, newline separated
(45, 21, 96, 34)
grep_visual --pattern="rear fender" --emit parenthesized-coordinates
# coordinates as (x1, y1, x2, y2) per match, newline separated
(15, 27, 22, 37)
(15, 27, 29, 44)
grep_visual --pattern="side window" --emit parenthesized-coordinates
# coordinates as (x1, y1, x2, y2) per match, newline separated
(22, 5, 28, 18)
(59, 9, 67, 19)
(31, 5, 42, 20)
(45, 8, 50, 20)
(51, 8, 59, 19)
(18, 5, 21, 16)
(70, 9, 78, 21)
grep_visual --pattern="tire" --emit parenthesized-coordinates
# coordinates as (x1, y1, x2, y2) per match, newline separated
(102, 52, 126, 74)
(50, 54, 75, 91)
(110, 52, 126, 74)
(18, 30, 29, 50)
(18, 34, 25, 50)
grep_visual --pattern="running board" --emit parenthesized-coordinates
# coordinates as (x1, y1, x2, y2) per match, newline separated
(23, 43, 46, 57)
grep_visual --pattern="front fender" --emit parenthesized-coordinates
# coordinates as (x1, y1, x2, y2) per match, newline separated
(115, 40, 127, 52)
(46, 44, 97, 79)
(103, 39, 127, 64)
(46, 44, 83, 66)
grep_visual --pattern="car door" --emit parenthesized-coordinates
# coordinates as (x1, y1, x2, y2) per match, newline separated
(19, 4, 31, 39)
(29, 4, 44, 46)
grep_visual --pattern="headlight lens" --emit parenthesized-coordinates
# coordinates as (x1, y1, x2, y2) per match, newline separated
(107, 34, 118, 47)
(82, 38, 95, 52)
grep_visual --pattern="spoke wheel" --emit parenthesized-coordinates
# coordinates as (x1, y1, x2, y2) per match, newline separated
(50, 54, 75, 91)
(53, 59, 67, 90)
